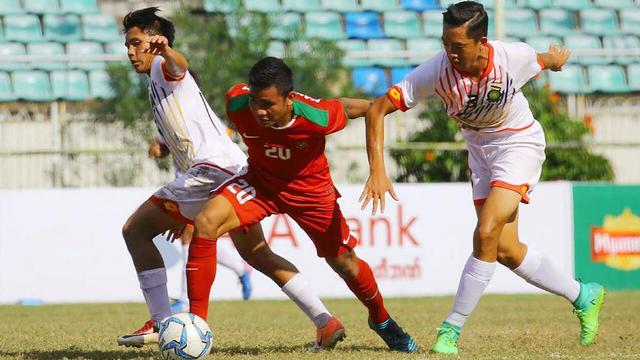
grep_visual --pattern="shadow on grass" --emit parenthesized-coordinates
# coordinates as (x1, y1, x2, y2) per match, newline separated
(0, 348, 156, 360)
(213, 344, 385, 355)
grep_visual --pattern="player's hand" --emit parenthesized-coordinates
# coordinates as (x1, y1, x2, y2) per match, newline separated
(144, 35, 170, 56)
(545, 44, 570, 72)
(164, 227, 184, 243)
(148, 139, 163, 159)
(359, 170, 399, 216)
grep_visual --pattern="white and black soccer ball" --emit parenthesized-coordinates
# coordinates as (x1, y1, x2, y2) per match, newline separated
(158, 312, 213, 360)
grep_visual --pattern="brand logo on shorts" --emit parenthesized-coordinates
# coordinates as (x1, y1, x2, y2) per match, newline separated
(163, 201, 179, 213)
(296, 141, 308, 149)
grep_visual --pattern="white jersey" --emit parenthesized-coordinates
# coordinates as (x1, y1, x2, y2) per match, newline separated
(387, 41, 543, 132)
(148, 56, 247, 173)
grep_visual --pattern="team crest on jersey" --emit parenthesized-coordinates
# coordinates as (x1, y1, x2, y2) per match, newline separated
(487, 81, 504, 103)
(296, 141, 308, 149)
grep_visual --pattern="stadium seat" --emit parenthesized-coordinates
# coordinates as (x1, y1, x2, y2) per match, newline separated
(548, 64, 586, 93)
(4, 15, 44, 42)
(286, 40, 311, 57)
(24, 0, 61, 14)
(554, 0, 593, 11)
(360, 0, 400, 11)
(0, 71, 15, 101)
(282, 0, 322, 11)
(407, 38, 442, 65)
(384, 11, 421, 39)
(305, 12, 346, 40)
(0, 43, 28, 71)
(438, 0, 459, 7)
(588, 65, 629, 93)
(89, 70, 113, 99)
(82, 15, 120, 42)
(620, 9, 640, 35)
(400, 0, 440, 11)
(0, 0, 23, 15)
(564, 34, 607, 65)
(579, 9, 619, 36)
(603, 35, 640, 64)
(27, 42, 66, 71)
(345, 12, 385, 39)
(476, 0, 518, 8)
(203, 0, 240, 13)
(44, 14, 82, 42)
(269, 13, 302, 40)
(12, 70, 53, 101)
(521, 0, 552, 10)
(244, 0, 281, 13)
(504, 8, 537, 38)
(539, 9, 576, 36)
(368, 39, 407, 67)
(391, 66, 415, 85)
(67, 41, 105, 70)
(51, 70, 90, 101)
(337, 39, 370, 67)
(266, 41, 285, 57)
(321, 0, 360, 12)
(0, 22, 4, 42)
(594, 0, 635, 9)
(422, 10, 443, 37)
(526, 35, 562, 52)
(105, 41, 126, 56)
(352, 67, 388, 96)
(60, 0, 99, 14)
(626, 63, 640, 91)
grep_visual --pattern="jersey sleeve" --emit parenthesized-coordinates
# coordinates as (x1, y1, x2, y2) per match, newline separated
(386, 52, 443, 112)
(225, 83, 251, 124)
(323, 99, 348, 135)
(149, 56, 186, 91)
(503, 42, 543, 90)
(291, 95, 348, 135)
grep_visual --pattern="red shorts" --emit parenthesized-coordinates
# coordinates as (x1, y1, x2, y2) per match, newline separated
(217, 174, 357, 258)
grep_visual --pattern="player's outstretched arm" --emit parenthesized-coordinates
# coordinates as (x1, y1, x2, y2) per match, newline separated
(359, 95, 399, 215)
(340, 98, 372, 119)
(537, 44, 570, 72)
(145, 35, 189, 78)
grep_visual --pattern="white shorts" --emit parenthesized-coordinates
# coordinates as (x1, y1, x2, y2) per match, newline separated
(150, 163, 236, 222)
(463, 121, 546, 206)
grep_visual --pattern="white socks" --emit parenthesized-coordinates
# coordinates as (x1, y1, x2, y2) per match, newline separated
(513, 247, 580, 303)
(138, 268, 172, 321)
(217, 245, 246, 277)
(281, 273, 332, 328)
(446, 255, 497, 328)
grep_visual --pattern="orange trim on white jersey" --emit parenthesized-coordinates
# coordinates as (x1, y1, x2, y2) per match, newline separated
(493, 121, 535, 133)
(161, 59, 186, 82)
(490, 181, 531, 204)
(386, 85, 409, 112)
(536, 55, 546, 70)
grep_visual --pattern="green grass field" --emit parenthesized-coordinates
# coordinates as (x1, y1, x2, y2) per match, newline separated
(1, 292, 638, 359)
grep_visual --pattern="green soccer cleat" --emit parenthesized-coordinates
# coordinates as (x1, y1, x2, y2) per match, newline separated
(572, 282, 605, 346)
(431, 322, 460, 355)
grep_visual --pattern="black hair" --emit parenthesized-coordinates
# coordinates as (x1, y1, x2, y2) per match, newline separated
(443, 1, 488, 41)
(248, 57, 294, 96)
(123, 7, 175, 47)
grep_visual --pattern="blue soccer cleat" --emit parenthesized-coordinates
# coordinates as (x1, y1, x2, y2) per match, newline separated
(368, 317, 417, 353)
(239, 272, 252, 300)
(169, 298, 189, 314)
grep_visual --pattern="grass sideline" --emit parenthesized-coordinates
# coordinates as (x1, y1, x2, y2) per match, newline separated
(0, 292, 638, 359)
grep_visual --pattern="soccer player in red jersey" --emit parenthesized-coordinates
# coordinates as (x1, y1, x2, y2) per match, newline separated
(189, 57, 417, 352)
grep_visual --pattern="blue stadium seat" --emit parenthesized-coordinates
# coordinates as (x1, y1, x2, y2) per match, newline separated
(603, 35, 640, 64)
(564, 35, 606, 65)
(305, 12, 346, 40)
(322, 0, 360, 12)
(67, 41, 105, 70)
(594, 0, 635, 9)
(391, 66, 415, 85)
(282, 0, 322, 11)
(360, 0, 400, 11)
(588, 65, 629, 93)
(539, 9, 576, 36)
(269, 13, 302, 40)
(439, 0, 459, 7)
(337, 39, 370, 67)
(60, 0, 99, 14)
(203, 0, 239, 13)
(82, 15, 120, 42)
(245, 0, 281, 13)
(526, 36, 562, 52)
(0, 0, 23, 15)
(579, 9, 619, 36)
(27, 42, 66, 71)
(266, 41, 285, 57)
(626, 63, 640, 91)
(407, 38, 441, 65)
(476, 0, 518, 8)
(400, 0, 440, 11)
(422, 10, 443, 37)
(44, 14, 81, 42)
(620, 9, 640, 35)
(51, 70, 90, 101)
(554, 0, 593, 11)
(89, 70, 113, 99)
(24, 0, 61, 14)
(521, 0, 552, 10)
(548, 64, 586, 93)
(4, 15, 44, 42)
(352, 67, 388, 96)
(368, 39, 407, 67)
(0, 43, 28, 71)
(12, 70, 53, 101)
(0, 71, 15, 101)
(105, 41, 126, 56)
(384, 10, 421, 39)
(345, 12, 385, 39)
(505, 8, 538, 38)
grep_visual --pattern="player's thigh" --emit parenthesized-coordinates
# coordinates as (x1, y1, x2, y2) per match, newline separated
(196, 195, 242, 237)
(123, 198, 185, 239)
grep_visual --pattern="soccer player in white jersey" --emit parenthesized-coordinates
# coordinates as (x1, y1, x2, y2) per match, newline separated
(116, 7, 345, 350)
(360, 1, 605, 355)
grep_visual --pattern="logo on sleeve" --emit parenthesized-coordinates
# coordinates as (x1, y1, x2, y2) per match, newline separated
(388, 87, 402, 102)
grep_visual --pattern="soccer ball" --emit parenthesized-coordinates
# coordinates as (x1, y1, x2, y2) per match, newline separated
(158, 312, 213, 360)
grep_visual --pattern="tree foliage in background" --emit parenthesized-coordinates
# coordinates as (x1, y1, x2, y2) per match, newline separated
(391, 84, 614, 182)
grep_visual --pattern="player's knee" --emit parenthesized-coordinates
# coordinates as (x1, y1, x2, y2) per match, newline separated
(121, 218, 139, 244)
(326, 252, 358, 279)
(476, 220, 501, 244)
(193, 211, 222, 239)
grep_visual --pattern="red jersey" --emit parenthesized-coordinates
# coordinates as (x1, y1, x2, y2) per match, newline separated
(225, 83, 348, 198)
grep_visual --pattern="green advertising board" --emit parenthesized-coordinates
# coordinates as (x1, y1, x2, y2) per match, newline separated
(573, 184, 640, 290)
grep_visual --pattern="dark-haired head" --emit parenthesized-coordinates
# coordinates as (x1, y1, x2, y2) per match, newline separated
(443, 1, 488, 41)
(247, 57, 295, 128)
(123, 7, 175, 47)
(248, 57, 294, 96)
(441, 1, 490, 74)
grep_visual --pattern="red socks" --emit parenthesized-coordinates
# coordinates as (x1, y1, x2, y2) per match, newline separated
(186, 236, 217, 320)
(344, 258, 390, 324)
